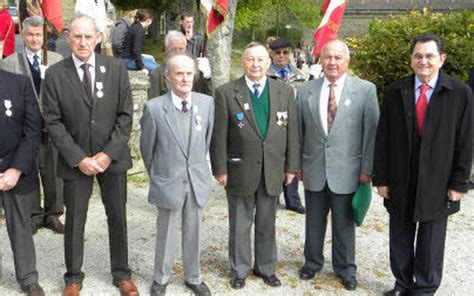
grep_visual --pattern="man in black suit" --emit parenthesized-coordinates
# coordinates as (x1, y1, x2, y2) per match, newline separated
(0, 69, 44, 295)
(42, 15, 138, 296)
(374, 33, 472, 296)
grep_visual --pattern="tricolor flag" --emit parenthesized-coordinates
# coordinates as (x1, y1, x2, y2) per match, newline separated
(313, 0, 346, 57)
(43, 0, 64, 32)
(200, 0, 229, 36)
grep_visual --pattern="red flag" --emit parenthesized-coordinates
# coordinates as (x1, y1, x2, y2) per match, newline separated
(313, 0, 346, 57)
(201, 0, 228, 36)
(43, 0, 63, 32)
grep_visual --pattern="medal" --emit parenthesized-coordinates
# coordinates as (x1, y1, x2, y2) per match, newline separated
(96, 82, 104, 98)
(236, 112, 245, 128)
(100, 66, 106, 73)
(4, 99, 12, 117)
(195, 114, 202, 131)
(6, 110, 12, 117)
(244, 103, 250, 110)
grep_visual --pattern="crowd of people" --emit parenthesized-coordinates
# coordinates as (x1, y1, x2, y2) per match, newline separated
(0, 5, 472, 296)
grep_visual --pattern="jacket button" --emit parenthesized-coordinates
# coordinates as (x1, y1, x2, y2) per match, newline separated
(183, 180, 188, 185)
(257, 160, 262, 164)
(91, 120, 95, 125)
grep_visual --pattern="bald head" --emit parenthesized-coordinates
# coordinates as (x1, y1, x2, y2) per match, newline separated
(165, 54, 196, 98)
(320, 39, 350, 82)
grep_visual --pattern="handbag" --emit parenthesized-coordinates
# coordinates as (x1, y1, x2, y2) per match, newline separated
(352, 182, 372, 226)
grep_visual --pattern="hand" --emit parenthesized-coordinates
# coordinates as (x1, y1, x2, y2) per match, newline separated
(93, 152, 112, 171)
(78, 157, 104, 176)
(215, 174, 228, 186)
(0, 168, 22, 191)
(359, 173, 372, 184)
(377, 186, 390, 199)
(447, 189, 465, 201)
(297, 171, 304, 182)
(184, 29, 193, 40)
(284, 173, 296, 186)
(197, 57, 212, 79)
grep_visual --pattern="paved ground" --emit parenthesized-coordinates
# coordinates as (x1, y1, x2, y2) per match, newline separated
(1, 178, 473, 295)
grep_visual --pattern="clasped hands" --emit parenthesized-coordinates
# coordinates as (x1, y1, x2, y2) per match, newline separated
(0, 168, 22, 191)
(78, 152, 112, 176)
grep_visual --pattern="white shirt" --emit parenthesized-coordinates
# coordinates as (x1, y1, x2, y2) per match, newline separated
(75, 0, 107, 33)
(245, 75, 267, 97)
(319, 73, 347, 135)
(72, 53, 96, 95)
(25, 48, 42, 66)
(171, 91, 192, 112)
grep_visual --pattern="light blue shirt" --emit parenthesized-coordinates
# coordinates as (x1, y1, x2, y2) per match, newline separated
(415, 71, 439, 103)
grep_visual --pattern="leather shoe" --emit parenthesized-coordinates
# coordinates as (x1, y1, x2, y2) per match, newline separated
(22, 283, 45, 296)
(230, 276, 246, 289)
(150, 281, 168, 296)
(114, 279, 139, 296)
(253, 270, 282, 287)
(286, 205, 306, 214)
(384, 288, 406, 296)
(341, 277, 357, 291)
(63, 283, 82, 296)
(185, 281, 211, 296)
(299, 266, 316, 280)
(44, 216, 65, 234)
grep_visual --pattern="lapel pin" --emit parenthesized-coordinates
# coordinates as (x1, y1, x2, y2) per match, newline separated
(100, 66, 106, 73)
(4, 99, 12, 117)
(244, 103, 250, 110)
(96, 82, 104, 98)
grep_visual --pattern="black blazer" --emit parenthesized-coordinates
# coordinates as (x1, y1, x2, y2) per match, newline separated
(42, 54, 133, 180)
(120, 22, 145, 70)
(374, 71, 472, 222)
(0, 70, 41, 194)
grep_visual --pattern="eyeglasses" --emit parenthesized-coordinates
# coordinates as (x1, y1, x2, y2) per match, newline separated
(274, 50, 290, 55)
(412, 53, 439, 61)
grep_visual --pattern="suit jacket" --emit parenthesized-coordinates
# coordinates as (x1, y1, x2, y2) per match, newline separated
(373, 72, 472, 222)
(210, 76, 299, 197)
(297, 75, 379, 194)
(0, 70, 42, 194)
(140, 92, 214, 210)
(0, 51, 63, 102)
(42, 54, 133, 180)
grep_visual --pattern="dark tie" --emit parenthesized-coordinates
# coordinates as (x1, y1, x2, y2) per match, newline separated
(416, 84, 429, 135)
(253, 83, 261, 97)
(32, 55, 40, 72)
(327, 82, 337, 132)
(181, 100, 188, 113)
(81, 63, 92, 99)
(279, 68, 287, 80)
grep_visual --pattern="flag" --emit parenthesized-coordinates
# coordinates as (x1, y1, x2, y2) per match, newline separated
(313, 0, 346, 57)
(200, 0, 229, 36)
(43, 0, 64, 32)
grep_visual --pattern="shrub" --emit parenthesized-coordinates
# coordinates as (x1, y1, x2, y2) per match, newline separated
(346, 9, 474, 102)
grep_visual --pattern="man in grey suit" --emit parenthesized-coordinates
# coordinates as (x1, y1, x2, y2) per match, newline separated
(297, 39, 379, 290)
(42, 15, 138, 296)
(210, 42, 299, 289)
(140, 53, 214, 296)
(0, 15, 64, 234)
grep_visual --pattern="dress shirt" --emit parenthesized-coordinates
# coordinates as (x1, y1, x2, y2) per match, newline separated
(25, 48, 42, 66)
(72, 53, 96, 95)
(319, 73, 347, 135)
(245, 75, 267, 97)
(171, 90, 192, 112)
(415, 72, 439, 103)
(272, 64, 291, 79)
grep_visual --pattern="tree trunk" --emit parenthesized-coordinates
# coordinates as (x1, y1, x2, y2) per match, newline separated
(207, 0, 238, 89)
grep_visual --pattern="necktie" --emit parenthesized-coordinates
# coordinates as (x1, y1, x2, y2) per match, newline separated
(253, 83, 261, 97)
(279, 69, 287, 80)
(181, 100, 188, 113)
(32, 55, 40, 72)
(327, 82, 337, 132)
(81, 63, 93, 99)
(416, 84, 429, 135)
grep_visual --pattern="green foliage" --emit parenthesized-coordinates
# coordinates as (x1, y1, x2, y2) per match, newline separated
(346, 9, 474, 102)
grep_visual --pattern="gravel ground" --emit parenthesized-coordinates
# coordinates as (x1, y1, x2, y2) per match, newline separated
(1, 180, 473, 295)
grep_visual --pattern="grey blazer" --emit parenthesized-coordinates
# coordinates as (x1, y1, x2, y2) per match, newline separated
(297, 75, 379, 194)
(140, 92, 214, 210)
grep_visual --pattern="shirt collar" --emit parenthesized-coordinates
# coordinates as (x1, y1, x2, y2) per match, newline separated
(415, 71, 439, 91)
(323, 73, 347, 89)
(72, 53, 96, 71)
(245, 75, 267, 90)
(25, 48, 42, 63)
(171, 90, 192, 111)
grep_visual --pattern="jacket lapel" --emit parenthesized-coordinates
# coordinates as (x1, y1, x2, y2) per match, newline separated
(265, 79, 280, 140)
(163, 93, 187, 157)
(234, 76, 262, 138)
(401, 76, 415, 144)
(329, 75, 355, 135)
(188, 93, 201, 157)
(65, 56, 92, 108)
(19, 52, 39, 101)
(307, 79, 326, 138)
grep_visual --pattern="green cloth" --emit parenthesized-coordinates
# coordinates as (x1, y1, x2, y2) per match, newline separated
(249, 82, 270, 138)
(352, 183, 372, 226)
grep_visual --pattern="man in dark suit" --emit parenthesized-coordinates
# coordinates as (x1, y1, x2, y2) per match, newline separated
(210, 42, 299, 289)
(0, 15, 64, 234)
(374, 33, 472, 296)
(0, 69, 44, 295)
(42, 15, 138, 296)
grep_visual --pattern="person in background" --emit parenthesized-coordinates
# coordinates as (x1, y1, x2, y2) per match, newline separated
(0, 0, 15, 59)
(112, 9, 136, 58)
(180, 11, 204, 58)
(121, 9, 159, 75)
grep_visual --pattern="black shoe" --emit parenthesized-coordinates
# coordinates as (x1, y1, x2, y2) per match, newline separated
(44, 216, 65, 234)
(340, 277, 357, 291)
(150, 281, 168, 296)
(22, 283, 45, 296)
(230, 276, 246, 289)
(383, 288, 407, 296)
(253, 270, 281, 287)
(286, 205, 306, 214)
(299, 266, 316, 280)
(185, 281, 211, 296)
